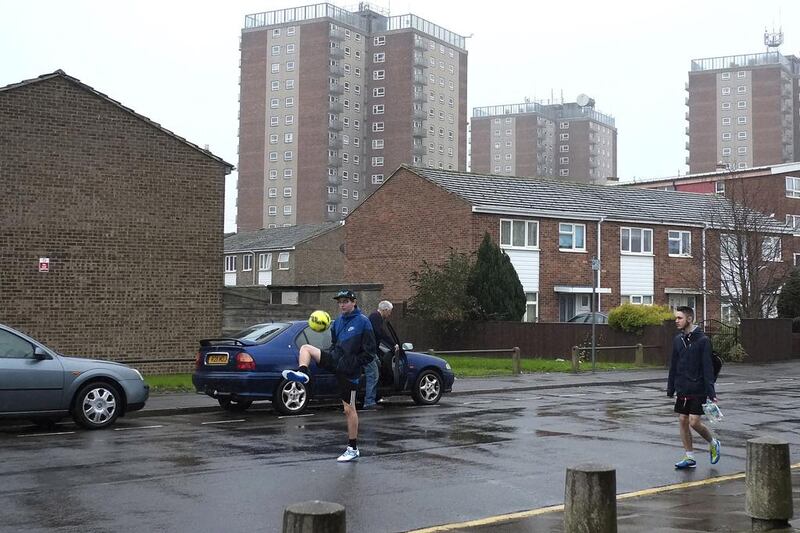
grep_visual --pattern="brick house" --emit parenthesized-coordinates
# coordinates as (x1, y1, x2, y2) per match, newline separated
(223, 222, 344, 288)
(344, 166, 792, 322)
(0, 71, 233, 370)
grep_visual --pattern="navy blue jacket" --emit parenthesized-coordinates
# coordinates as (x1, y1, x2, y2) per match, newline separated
(328, 307, 377, 379)
(368, 311, 393, 349)
(667, 327, 716, 400)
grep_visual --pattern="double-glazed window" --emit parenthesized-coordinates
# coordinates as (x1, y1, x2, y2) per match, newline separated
(620, 227, 653, 254)
(559, 223, 585, 251)
(668, 231, 691, 256)
(500, 219, 538, 249)
(224, 256, 236, 272)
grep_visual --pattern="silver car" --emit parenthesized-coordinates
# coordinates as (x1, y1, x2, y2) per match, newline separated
(0, 323, 149, 429)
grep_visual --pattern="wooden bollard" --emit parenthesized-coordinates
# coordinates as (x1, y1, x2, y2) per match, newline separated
(746, 437, 793, 530)
(564, 463, 617, 533)
(634, 343, 644, 366)
(512, 346, 521, 375)
(571, 346, 580, 373)
(283, 500, 345, 533)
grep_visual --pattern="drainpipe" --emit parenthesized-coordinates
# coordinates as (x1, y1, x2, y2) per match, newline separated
(597, 217, 605, 311)
(702, 224, 708, 322)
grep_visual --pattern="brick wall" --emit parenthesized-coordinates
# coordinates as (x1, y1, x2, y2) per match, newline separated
(0, 75, 228, 369)
(294, 224, 345, 284)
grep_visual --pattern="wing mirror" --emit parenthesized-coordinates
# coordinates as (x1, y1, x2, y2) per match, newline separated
(33, 347, 50, 360)
(401, 342, 413, 351)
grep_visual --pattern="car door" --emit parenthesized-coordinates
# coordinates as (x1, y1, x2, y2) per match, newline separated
(385, 322, 409, 390)
(0, 328, 65, 413)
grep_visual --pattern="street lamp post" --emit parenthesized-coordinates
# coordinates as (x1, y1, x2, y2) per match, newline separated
(591, 256, 600, 372)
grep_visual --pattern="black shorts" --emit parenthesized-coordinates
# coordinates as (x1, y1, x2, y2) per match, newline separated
(674, 396, 705, 415)
(320, 350, 359, 405)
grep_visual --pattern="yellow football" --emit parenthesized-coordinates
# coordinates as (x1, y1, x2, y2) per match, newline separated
(308, 310, 332, 332)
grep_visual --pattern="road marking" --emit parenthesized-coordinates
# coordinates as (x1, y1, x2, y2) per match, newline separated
(603, 390, 625, 394)
(277, 413, 315, 419)
(406, 464, 800, 533)
(558, 393, 587, 397)
(462, 400, 492, 405)
(201, 419, 246, 425)
(113, 425, 163, 431)
(778, 378, 795, 381)
(746, 380, 765, 384)
(17, 431, 75, 438)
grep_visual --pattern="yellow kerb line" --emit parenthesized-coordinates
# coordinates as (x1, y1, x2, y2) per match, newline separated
(406, 463, 800, 533)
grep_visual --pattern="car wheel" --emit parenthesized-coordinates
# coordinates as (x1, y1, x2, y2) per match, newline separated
(273, 379, 308, 415)
(411, 369, 443, 405)
(218, 398, 254, 412)
(72, 381, 122, 429)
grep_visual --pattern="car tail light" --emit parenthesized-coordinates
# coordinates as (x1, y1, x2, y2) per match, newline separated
(235, 352, 255, 371)
(195, 351, 202, 369)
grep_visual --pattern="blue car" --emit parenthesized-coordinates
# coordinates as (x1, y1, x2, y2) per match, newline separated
(192, 320, 455, 415)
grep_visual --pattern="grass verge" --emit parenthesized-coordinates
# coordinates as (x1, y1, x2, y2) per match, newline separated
(145, 373, 194, 392)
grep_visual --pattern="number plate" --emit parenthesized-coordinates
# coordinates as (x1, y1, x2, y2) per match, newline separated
(206, 354, 229, 365)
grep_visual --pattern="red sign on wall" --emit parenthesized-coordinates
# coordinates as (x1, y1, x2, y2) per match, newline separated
(38, 257, 50, 273)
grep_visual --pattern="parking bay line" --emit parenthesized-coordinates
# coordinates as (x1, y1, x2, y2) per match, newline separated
(277, 413, 315, 419)
(113, 425, 164, 431)
(201, 419, 246, 425)
(18, 431, 76, 438)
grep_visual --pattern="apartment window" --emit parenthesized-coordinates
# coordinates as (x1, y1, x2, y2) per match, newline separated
(272, 28, 280, 37)
(374, 36, 385, 46)
(559, 223, 586, 251)
(285, 97, 294, 107)
(559, 169, 569, 176)
(737, 162, 747, 169)
(737, 131, 747, 139)
(283, 151, 293, 161)
(737, 116, 747, 124)
(737, 71, 746, 78)
(268, 187, 277, 198)
(286, 61, 295, 71)
(722, 102, 731, 110)
(268, 169, 277, 180)
(721, 87, 730, 95)
(284, 205, 292, 215)
(762, 236, 781, 262)
(327, 204, 336, 213)
(560, 133, 569, 141)
(286, 79, 294, 90)
(738, 146, 747, 154)
(560, 145, 569, 152)
(737, 85, 746, 93)
(242, 254, 253, 272)
(268, 151, 278, 162)
(372, 139, 384, 149)
(285, 115, 294, 125)
(270, 98, 279, 109)
(722, 132, 732, 140)
(286, 43, 295, 53)
(372, 87, 385, 97)
(352, 190, 359, 200)
(343, 64, 350, 74)
(271, 45, 280, 55)
(278, 252, 290, 270)
(354, 67, 360, 77)
(721, 72, 731, 80)
(283, 187, 292, 197)
(794, 253, 800, 267)
(287, 26, 295, 35)
(268, 206, 277, 216)
(284, 169, 293, 179)
(373, 52, 385, 63)
(343, 46, 351, 56)
(668, 230, 691, 256)
(371, 174, 384, 184)
(620, 227, 653, 254)
(737, 100, 747, 109)
(224, 256, 236, 272)
(560, 121, 569, 129)
(271, 63, 280, 74)
(560, 156, 569, 164)
(373, 70, 385, 80)
(341, 188, 348, 198)
(372, 104, 384, 115)
(269, 134, 278, 144)
(716, 181, 725, 194)
(500, 219, 538, 248)
(271, 80, 279, 91)
(722, 117, 731, 125)
(786, 215, 800, 229)
(341, 206, 349, 215)
(371, 156, 384, 167)
(284, 133, 293, 144)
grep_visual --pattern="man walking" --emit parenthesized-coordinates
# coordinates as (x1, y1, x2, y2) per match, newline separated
(363, 300, 399, 410)
(283, 289, 376, 462)
(667, 306, 721, 469)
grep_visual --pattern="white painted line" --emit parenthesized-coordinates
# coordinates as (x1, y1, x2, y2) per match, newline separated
(278, 413, 315, 419)
(746, 380, 765, 384)
(201, 419, 246, 425)
(516, 396, 543, 400)
(603, 391, 625, 394)
(113, 425, 164, 431)
(462, 400, 492, 405)
(18, 431, 75, 438)
(778, 378, 795, 381)
(559, 393, 587, 397)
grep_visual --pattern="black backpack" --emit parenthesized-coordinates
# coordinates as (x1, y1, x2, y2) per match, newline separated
(712, 351, 723, 381)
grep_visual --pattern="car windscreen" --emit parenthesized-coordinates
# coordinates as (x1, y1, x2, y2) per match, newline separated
(233, 323, 290, 343)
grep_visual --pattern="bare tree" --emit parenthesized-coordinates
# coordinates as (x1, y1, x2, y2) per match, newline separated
(701, 176, 793, 321)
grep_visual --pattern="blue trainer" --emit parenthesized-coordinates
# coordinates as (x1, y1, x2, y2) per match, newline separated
(675, 456, 697, 469)
(710, 439, 721, 465)
(282, 369, 309, 384)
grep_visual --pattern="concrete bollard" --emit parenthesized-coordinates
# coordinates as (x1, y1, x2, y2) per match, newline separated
(564, 463, 617, 533)
(634, 343, 644, 366)
(283, 500, 345, 533)
(746, 437, 793, 531)
(512, 346, 521, 375)
(571, 346, 580, 373)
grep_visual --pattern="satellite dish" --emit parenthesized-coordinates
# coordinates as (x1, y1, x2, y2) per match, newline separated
(576, 94, 595, 108)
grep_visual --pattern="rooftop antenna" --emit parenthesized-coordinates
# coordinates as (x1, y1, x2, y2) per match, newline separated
(764, 25, 783, 52)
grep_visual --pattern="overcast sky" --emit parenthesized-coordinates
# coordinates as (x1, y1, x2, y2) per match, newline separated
(3, 0, 798, 232)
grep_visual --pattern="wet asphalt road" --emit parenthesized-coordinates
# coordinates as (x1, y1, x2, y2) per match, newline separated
(2, 373, 800, 533)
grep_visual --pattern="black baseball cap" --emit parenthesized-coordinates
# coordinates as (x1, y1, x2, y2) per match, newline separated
(333, 289, 357, 300)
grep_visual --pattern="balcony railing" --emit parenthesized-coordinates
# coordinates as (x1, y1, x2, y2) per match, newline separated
(328, 137, 343, 149)
(412, 144, 426, 156)
(413, 55, 428, 68)
(330, 27, 345, 41)
(412, 126, 427, 138)
(327, 154, 341, 167)
(329, 84, 344, 95)
(327, 173, 342, 185)
(329, 101, 343, 113)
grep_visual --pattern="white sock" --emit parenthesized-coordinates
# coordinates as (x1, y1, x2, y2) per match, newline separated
(685, 451, 695, 459)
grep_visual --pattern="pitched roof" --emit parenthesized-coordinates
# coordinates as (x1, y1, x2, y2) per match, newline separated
(224, 222, 343, 253)
(400, 166, 789, 232)
(0, 70, 234, 171)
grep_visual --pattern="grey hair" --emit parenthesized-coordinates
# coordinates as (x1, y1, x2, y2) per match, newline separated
(378, 300, 393, 311)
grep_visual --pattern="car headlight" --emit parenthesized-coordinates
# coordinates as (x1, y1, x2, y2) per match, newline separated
(445, 363, 452, 370)
(132, 369, 144, 381)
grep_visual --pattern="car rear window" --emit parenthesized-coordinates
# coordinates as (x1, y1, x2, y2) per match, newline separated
(234, 323, 289, 343)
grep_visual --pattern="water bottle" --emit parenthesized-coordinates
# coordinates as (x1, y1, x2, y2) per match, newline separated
(702, 400, 724, 423)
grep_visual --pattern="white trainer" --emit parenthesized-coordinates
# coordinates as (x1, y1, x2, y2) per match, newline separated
(336, 446, 360, 462)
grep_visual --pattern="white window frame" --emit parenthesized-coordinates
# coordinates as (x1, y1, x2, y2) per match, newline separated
(242, 254, 253, 272)
(629, 295, 653, 305)
(786, 215, 800, 230)
(499, 219, 539, 249)
(258, 253, 272, 271)
(374, 36, 385, 46)
(277, 252, 290, 270)
(524, 292, 538, 323)
(668, 230, 691, 257)
(620, 227, 653, 255)
(558, 223, 586, 251)
(716, 181, 725, 194)
(373, 52, 385, 63)
(786, 176, 800, 198)
(224, 255, 236, 272)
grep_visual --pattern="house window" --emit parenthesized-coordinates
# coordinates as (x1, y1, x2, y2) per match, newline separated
(353, 190, 359, 200)
(258, 253, 272, 271)
(342, 206, 349, 214)
(372, 139, 384, 149)
(270, 98, 279, 109)
(560, 157, 569, 164)
(559, 223, 586, 251)
(373, 52, 385, 63)
(737, 85, 746, 93)
(560, 133, 569, 141)
(737, 71, 746, 78)
(271, 45, 281, 55)
(284, 133, 293, 144)
(737, 101, 747, 109)
(242, 254, 253, 271)
(271, 63, 280, 74)
(737, 131, 747, 139)
(271, 80, 279, 91)
(285, 97, 294, 107)
(629, 295, 653, 305)
(224, 256, 236, 272)
(278, 252, 290, 270)
(738, 146, 747, 154)
(559, 169, 569, 176)
(286, 43, 295, 53)
(785, 215, 800, 229)
(722, 132, 732, 140)
(722, 148, 732, 156)
(786, 176, 800, 198)
(371, 174, 384, 184)
(794, 253, 800, 267)
(716, 181, 725, 194)
(668, 230, 691, 256)
(268, 151, 278, 162)
(269, 169, 277, 180)
(762, 236, 781, 262)
(737, 116, 747, 124)
(524, 292, 538, 322)
(286, 61, 295, 71)
(620, 227, 653, 254)
(499, 219, 539, 249)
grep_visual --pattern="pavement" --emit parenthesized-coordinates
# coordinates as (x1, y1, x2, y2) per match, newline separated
(135, 362, 800, 532)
